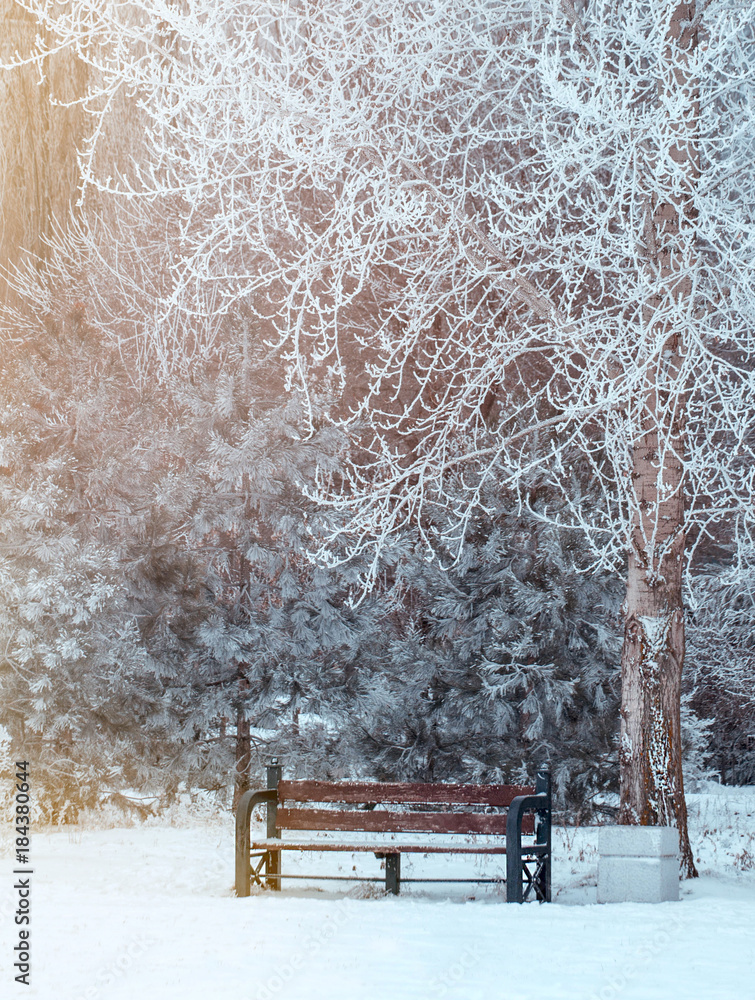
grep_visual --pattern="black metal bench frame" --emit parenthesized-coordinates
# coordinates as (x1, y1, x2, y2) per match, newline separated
(235, 763, 551, 903)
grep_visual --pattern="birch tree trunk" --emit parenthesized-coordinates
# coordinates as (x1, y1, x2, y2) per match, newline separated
(619, 0, 699, 879)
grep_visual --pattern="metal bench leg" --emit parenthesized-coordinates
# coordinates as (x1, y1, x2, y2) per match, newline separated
(385, 853, 401, 895)
(266, 761, 282, 890)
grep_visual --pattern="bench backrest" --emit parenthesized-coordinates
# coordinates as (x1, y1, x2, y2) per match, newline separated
(273, 779, 536, 836)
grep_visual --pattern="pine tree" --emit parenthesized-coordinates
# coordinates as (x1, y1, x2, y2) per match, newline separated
(686, 557, 755, 785)
(0, 300, 179, 818)
(346, 464, 624, 813)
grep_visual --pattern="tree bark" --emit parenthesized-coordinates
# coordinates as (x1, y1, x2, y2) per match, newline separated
(619, 410, 696, 877)
(233, 672, 252, 812)
(619, 0, 699, 879)
(0, 9, 87, 276)
(230, 479, 256, 813)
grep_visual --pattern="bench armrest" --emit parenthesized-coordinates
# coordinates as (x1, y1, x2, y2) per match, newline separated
(235, 788, 277, 897)
(506, 771, 552, 903)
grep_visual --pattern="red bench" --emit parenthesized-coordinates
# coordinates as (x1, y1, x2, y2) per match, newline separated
(235, 762, 551, 902)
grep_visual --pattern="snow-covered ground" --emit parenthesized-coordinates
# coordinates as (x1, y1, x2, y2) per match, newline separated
(2, 784, 754, 1000)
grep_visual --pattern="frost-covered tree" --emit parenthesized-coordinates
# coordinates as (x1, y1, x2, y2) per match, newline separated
(1, 202, 398, 807)
(0, 240, 353, 809)
(350, 467, 623, 810)
(159, 331, 388, 806)
(0, 296, 182, 819)
(686, 556, 755, 785)
(15, 0, 755, 873)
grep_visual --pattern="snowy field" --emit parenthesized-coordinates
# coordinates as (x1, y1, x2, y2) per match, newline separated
(2, 784, 754, 1000)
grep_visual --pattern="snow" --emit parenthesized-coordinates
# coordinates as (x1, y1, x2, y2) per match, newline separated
(2, 785, 754, 1000)
(637, 613, 672, 669)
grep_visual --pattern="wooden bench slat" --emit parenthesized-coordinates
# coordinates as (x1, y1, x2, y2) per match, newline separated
(277, 780, 534, 807)
(251, 839, 513, 854)
(276, 807, 533, 836)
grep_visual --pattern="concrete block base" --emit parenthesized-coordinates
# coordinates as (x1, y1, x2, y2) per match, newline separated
(597, 826, 679, 903)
